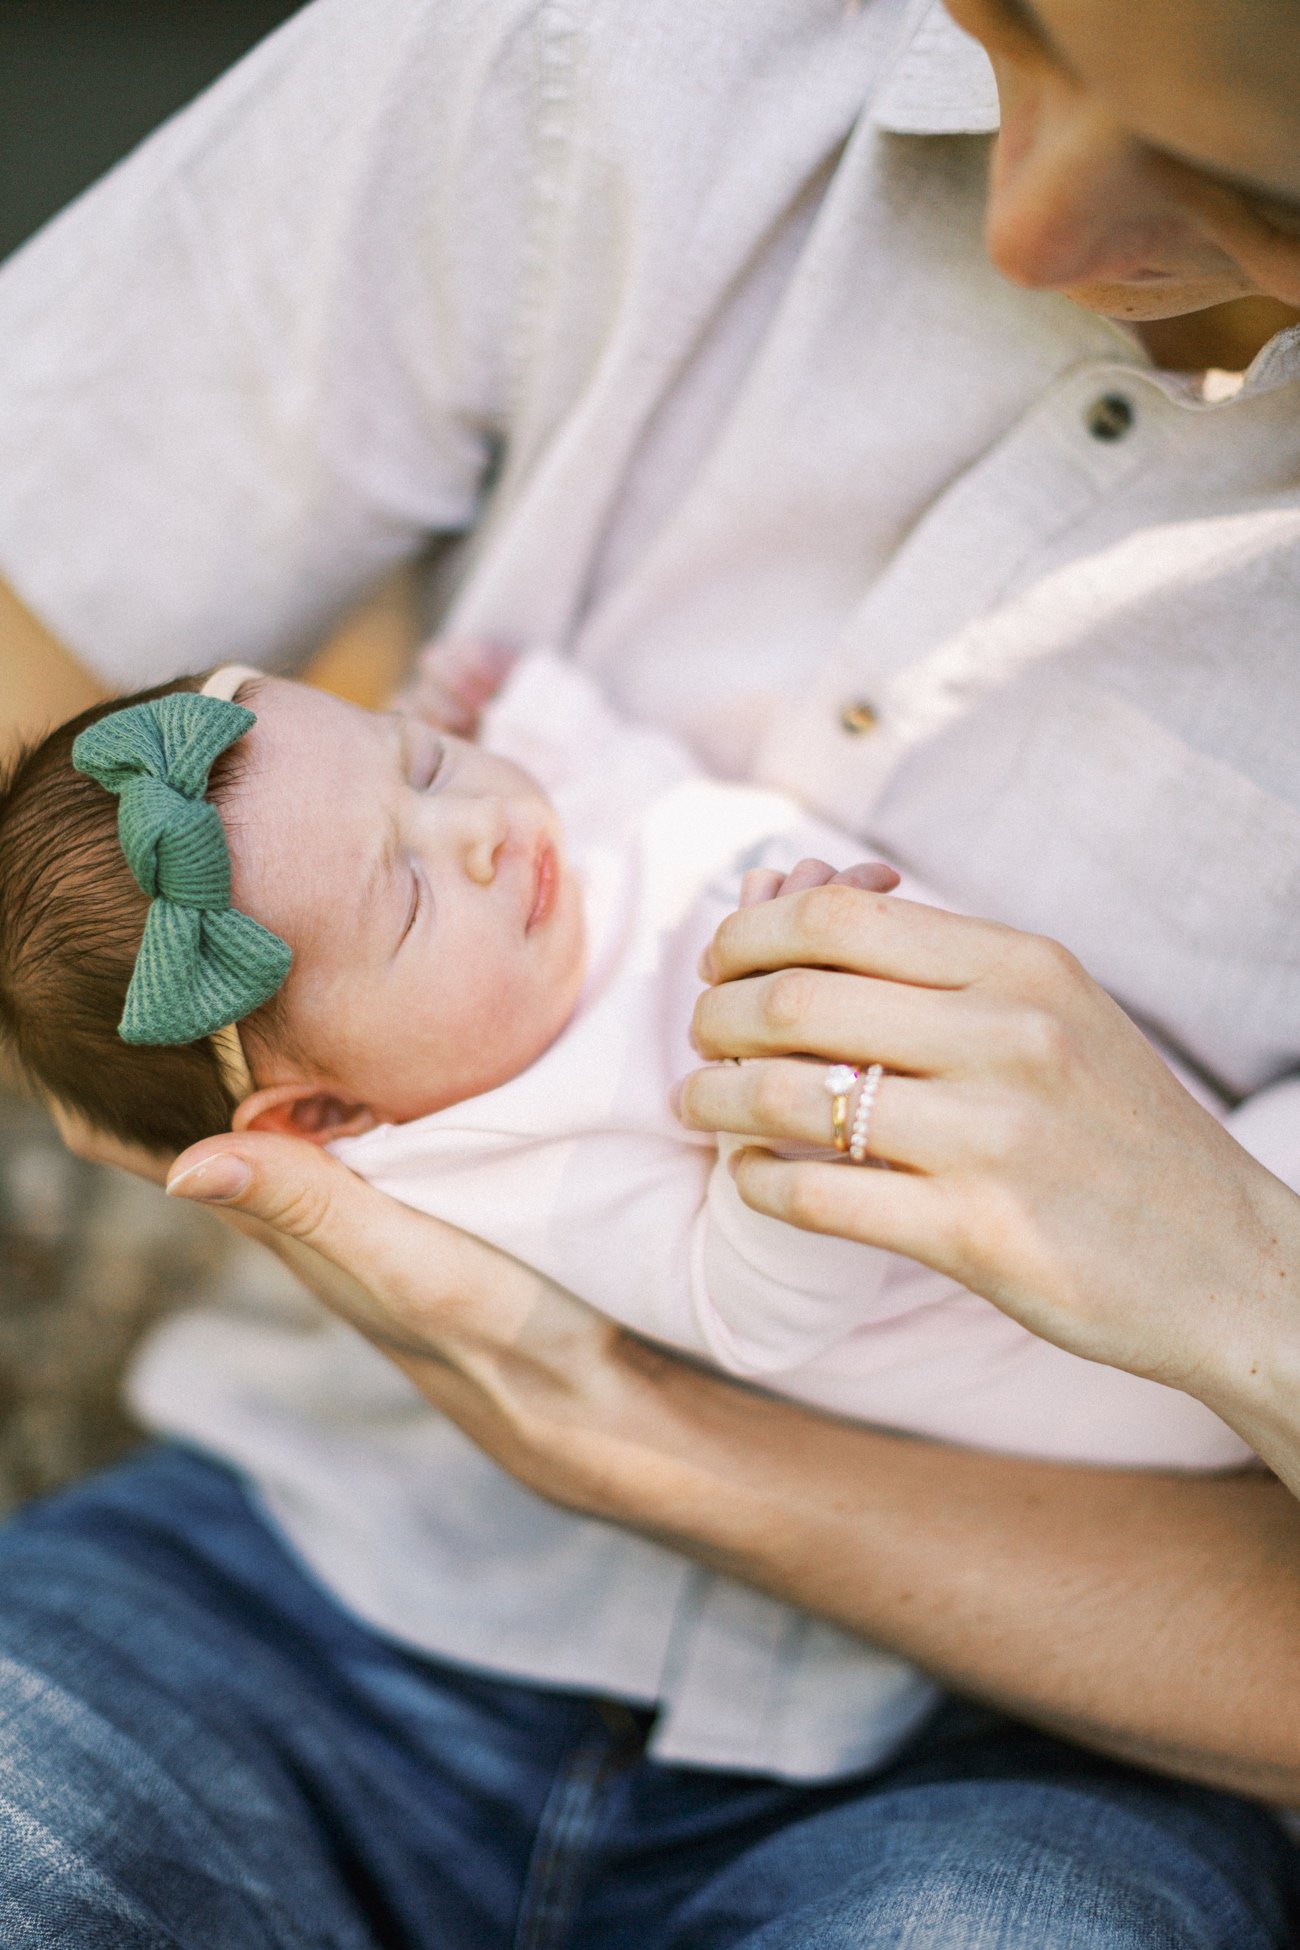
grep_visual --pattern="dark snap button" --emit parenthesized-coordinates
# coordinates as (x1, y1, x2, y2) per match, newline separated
(1085, 393, 1135, 441)
(838, 699, 879, 735)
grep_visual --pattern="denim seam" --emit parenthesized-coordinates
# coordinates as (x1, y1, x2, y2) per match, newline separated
(513, 1723, 639, 1950)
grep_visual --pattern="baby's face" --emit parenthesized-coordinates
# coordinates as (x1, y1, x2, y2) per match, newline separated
(225, 678, 585, 1122)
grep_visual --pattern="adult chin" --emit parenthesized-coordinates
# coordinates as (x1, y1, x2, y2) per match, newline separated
(1059, 272, 1254, 320)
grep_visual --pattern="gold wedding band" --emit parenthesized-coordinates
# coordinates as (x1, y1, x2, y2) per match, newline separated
(825, 1064, 859, 1153)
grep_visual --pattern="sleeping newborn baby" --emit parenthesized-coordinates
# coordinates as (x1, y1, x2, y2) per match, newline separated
(0, 647, 1253, 1469)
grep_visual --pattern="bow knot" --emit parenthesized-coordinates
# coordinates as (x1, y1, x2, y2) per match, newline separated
(72, 692, 292, 1047)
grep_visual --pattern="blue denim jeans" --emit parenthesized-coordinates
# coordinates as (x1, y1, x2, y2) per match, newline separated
(0, 1445, 1294, 1949)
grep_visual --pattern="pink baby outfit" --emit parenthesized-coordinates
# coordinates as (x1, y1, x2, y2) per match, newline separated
(335, 653, 1250, 1471)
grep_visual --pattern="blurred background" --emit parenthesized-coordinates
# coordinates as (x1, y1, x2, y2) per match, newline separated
(0, 1, 304, 262)
(0, 0, 371, 1515)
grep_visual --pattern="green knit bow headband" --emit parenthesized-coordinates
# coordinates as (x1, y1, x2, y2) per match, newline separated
(72, 692, 292, 1047)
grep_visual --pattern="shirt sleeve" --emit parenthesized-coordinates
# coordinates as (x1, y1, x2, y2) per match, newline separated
(0, 0, 543, 689)
(687, 1136, 898, 1375)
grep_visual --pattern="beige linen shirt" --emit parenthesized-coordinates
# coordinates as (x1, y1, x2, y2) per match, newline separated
(1, 0, 1299, 1779)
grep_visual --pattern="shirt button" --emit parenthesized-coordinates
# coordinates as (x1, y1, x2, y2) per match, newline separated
(1084, 392, 1135, 441)
(838, 699, 879, 734)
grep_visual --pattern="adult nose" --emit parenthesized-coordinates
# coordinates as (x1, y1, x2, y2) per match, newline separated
(985, 83, 1167, 290)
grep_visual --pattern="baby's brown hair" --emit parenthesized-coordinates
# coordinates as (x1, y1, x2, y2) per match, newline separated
(0, 675, 289, 1156)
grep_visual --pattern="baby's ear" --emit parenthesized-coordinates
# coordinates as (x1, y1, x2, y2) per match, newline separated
(231, 1083, 378, 1145)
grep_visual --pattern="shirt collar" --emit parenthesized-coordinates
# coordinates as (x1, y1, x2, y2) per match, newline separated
(870, 0, 1000, 136)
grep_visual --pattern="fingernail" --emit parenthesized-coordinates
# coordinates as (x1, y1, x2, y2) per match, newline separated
(166, 1155, 252, 1203)
(727, 1148, 744, 1179)
(696, 948, 713, 982)
(667, 1082, 684, 1120)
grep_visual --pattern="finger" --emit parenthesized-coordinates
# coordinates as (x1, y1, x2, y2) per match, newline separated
(829, 862, 899, 893)
(458, 639, 518, 709)
(396, 638, 517, 735)
(727, 1145, 949, 1266)
(413, 635, 516, 709)
(739, 867, 785, 908)
(774, 857, 838, 896)
(691, 965, 987, 1073)
(165, 1132, 540, 1351)
(677, 1059, 952, 1170)
(390, 677, 478, 735)
(737, 860, 899, 911)
(701, 881, 1016, 990)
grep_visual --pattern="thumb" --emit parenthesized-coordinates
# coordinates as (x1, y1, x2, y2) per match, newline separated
(165, 1131, 520, 1352)
(169, 1130, 377, 1257)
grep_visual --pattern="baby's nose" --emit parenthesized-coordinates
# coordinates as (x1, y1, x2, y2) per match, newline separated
(459, 797, 508, 885)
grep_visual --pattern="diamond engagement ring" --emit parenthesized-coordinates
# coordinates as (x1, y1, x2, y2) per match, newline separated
(824, 1064, 859, 1152)
(849, 1062, 884, 1163)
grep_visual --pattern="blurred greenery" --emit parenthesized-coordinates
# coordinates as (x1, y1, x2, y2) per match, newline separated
(0, 0, 305, 263)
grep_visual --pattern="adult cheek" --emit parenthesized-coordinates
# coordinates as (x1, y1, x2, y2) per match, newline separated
(1176, 180, 1300, 308)
(985, 78, 1171, 291)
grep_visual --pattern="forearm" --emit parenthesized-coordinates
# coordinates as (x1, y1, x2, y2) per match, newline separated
(399, 1319, 1300, 1801)
(0, 575, 105, 758)
(1163, 1164, 1300, 1506)
(1200, 1345, 1300, 1511)
(160, 1131, 1300, 1802)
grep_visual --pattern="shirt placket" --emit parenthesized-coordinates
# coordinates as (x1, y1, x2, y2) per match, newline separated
(753, 359, 1161, 833)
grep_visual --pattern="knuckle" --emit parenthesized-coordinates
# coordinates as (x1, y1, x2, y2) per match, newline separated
(1021, 931, 1084, 997)
(1006, 1002, 1071, 1076)
(749, 1061, 798, 1128)
(976, 1095, 1038, 1169)
(709, 907, 740, 953)
(923, 1192, 970, 1270)
(783, 1168, 835, 1232)
(801, 878, 868, 945)
(761, 968, 818, 1036)
(986, 998, 1068, 1076)
(941, 1182, 1018, 1284)
(263, 1177, 334, 1243)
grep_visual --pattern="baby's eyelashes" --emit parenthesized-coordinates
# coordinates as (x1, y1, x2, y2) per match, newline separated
(418, 738, 446, 790)
(396, 712, 447, 791)
(398, 867, 422, 948)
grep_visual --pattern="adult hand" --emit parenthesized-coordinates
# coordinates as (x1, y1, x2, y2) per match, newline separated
(46, 1098, 581, 1417)
(736, 854, 899, 908)
(161, 1122, 1300, 1803)
(162, 1130, 675, 1518)
(677, 884, 1300, 1459)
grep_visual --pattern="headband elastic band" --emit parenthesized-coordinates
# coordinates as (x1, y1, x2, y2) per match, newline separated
(199, 666, 269, 1105)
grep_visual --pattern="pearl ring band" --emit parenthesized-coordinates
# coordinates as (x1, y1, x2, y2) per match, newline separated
(850, 1063, 884, 1163)
(823, 1062, 884, 1163)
